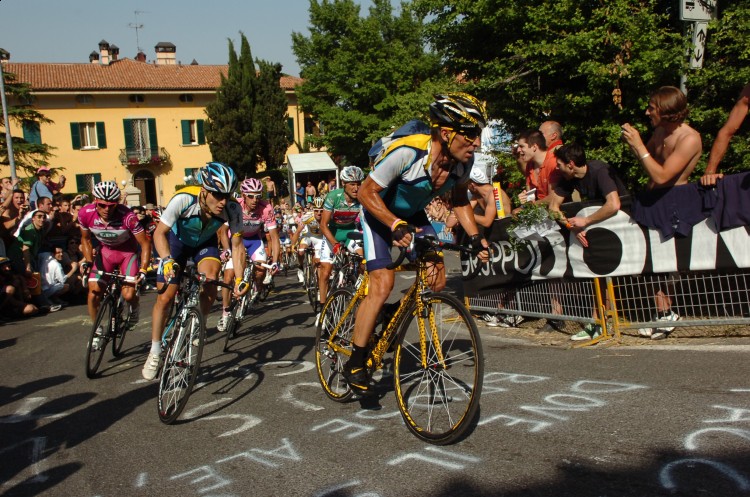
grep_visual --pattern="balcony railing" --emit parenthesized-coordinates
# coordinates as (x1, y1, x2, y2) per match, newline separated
(119, 146, 170, 166)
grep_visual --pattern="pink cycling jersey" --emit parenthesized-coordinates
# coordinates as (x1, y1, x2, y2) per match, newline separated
(78, 203, 143, 251)
(233, 198, 277, 238)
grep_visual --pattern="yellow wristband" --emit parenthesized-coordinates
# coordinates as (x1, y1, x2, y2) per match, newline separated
(235, 277, 242, 284)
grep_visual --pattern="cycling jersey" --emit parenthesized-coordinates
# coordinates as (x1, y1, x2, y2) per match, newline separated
(368, 134, 472, 218)
(233, 197, 276, 239)
(78, 203, 143, 251)
(160, 186, 243, 247)
(323, 188, 360, 242)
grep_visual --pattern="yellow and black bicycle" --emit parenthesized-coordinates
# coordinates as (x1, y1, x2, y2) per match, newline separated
(315, 233, 484, 444)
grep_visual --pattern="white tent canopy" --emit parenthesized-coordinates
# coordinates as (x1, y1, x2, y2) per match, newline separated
(286, 152, 339, 206)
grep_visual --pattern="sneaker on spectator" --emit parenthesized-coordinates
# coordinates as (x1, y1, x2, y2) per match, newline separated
(297, 269, 304, 284)
(49, 304, 62, 313)
(638, 327, 653, 338)
(142, 353, 161, 380)
(482, 314, 506, 327)
(217, 312, 229, 332)
(502, 315, 524, 327)
(655, 309, 680, 333)
(570, 324, 602, 341)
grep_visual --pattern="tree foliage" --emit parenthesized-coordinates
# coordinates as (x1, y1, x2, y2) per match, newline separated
(292, 0, 451, 165)
(205, 33, 288, 177)
(0, 68, 54, 182)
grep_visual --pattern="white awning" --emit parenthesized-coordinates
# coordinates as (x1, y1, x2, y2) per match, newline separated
(287, 152, 338, 173)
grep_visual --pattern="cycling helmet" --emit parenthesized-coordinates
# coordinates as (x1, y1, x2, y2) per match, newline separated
(340, 166, 365, 183)
(92, 181, 121, 202)
(241, 178, 263, 194)
(313, 197, 325, 209)
(199, 162, 238, 193)
(429, 92, 488, 131)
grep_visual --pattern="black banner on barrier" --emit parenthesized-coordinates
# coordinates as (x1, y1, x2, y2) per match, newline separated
(460, 207, 750, 298)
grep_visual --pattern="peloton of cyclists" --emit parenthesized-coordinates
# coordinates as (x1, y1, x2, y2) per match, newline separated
(290, 197, 326, 291)
(79, 181, 152, 349)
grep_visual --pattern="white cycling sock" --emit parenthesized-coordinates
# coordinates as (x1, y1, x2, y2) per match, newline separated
(150, 341, 161, 356)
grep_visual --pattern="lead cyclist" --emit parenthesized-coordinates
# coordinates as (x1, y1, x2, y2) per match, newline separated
(142, 162, 246, 380)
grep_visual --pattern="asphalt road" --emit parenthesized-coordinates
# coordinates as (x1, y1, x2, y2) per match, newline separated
(2, 264, 750, 497)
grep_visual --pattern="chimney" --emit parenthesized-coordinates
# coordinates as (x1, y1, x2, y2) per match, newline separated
(135, 51, 147, 63)
(155, 42, 176, 65)
(110, 44, 119, 62)
(99, 39, 110, 65)
(89, 51, 99, 64)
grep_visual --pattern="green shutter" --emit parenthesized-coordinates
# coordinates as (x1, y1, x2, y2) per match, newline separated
(94, 173, 102, 184)
(181, 120, 191, 145)
(197, 120, 205, 145)
(23, 121, 41, 144)
(76, 174, 86, 192)
(123, 119, 134, 148)
(148, 118, 158, 153)
(287, 117, 294, 141)
(70, 122, 81, 150)
(96, 122, 107, 149)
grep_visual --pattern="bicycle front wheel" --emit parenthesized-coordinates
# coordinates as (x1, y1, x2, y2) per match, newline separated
(85, 297, 113, 378)
(394, 292, 484, 445)
(157, 307, 205, 424)
(315, 287, 357, 402)
(222, 305, 238, 353)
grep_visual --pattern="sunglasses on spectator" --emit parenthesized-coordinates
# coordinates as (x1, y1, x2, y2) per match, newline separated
(96, 201, 118, 209)
(244, 193, 263, 200)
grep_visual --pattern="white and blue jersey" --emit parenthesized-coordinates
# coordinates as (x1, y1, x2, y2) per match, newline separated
(160, 186, 243, 248)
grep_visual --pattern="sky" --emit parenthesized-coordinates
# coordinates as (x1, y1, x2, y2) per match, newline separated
(0, 0, 374, 77)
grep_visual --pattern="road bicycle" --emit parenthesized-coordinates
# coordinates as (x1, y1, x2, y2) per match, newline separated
(315, 233, 484, 444)
(222, 259, 274, 352)
(156, 263, 225, 424)
(302, 245, 320, 312)
(84, 269, 138, 378)
(328, 232, 364, 291)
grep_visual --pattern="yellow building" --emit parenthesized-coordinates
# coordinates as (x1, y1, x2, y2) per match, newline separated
(1, 41, 313, 206)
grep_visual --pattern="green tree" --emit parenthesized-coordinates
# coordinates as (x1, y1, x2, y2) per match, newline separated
(0, 67, 54, 183)
(206, 35, 289, 177)
(292, 0, 450, 165)
(254, 60, 290, 169)
(416, 0, 689, 189)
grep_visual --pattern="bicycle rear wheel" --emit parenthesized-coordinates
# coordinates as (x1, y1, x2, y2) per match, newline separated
(393, 292, 484, 445)
(157, 307, 205, 424)
(111, 295, 130, 357)
(85, 296, 114, 378)
(315, 287, 357, 402)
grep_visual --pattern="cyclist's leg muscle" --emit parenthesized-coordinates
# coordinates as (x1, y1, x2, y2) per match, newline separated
(352, 267, 394, 348)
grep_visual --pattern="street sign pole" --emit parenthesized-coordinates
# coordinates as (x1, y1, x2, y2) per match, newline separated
(0, 59, 17, 182)
(679, 1, 718, 95)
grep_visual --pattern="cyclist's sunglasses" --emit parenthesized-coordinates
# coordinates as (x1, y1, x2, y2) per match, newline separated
(95, 201, 117, 209)
(244, 193, 262, 200)
(209, 191, 232, 201)
(453, 127, 482, 142)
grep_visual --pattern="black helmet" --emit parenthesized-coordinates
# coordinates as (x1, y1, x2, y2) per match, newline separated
(429, 92, 488, 131)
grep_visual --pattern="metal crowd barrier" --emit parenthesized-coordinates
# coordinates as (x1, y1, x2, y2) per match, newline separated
(468, 269, 750, 346)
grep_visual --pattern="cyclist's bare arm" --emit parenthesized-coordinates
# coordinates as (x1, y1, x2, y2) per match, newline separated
(152, 222, 173, 261)
(79, 226, 94, 268)
(134, 230, 152, 273)
(452, 183, 490, 261)
(217, 224, 230, 252)
(229, 233, 246, 296)
(319, 209, 337, 247)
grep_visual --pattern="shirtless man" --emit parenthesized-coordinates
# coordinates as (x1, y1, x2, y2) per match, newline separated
(621, 86, 703, 339)
(621, 86, 702, 189)
(702, 82, 750, 186)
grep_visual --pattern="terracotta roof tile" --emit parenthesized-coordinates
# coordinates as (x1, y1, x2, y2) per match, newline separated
(4, 58, 303, 92)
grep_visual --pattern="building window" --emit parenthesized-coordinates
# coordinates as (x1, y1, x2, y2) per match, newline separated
(129, 94, 145, 103)
(123, 118, 159, 164)
(287, 117, 295, 142)
(76, 94, 94, 105)
(22, 120, 41, 145)
(181, 119, 205, 145)
(75, 173, 102, 193)
(184, 167, 200, 184)
(179, 94, 194, 103)
(70, 122, 107, 150)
